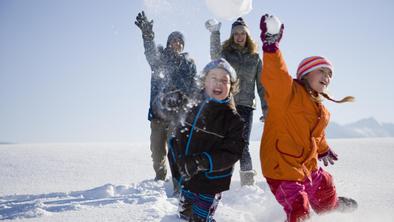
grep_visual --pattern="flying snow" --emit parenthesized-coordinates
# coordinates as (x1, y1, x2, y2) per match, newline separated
(205, 0, 253, 20)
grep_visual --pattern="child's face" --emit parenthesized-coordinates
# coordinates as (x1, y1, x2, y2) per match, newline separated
(204, 68, 231, 100)
(304, 67, 332, 93)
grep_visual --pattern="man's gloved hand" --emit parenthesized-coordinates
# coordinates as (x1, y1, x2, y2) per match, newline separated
(178, 154, 210, 181)
(260, 14, 284, 52)
(134, 11, 154, 39)
(318, 148, 338, 166)
(152, 90, 189, 121)
(205, 19, 221, 32)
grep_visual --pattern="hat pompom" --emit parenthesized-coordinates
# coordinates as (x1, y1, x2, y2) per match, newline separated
(232, 17, 247, 29)
(231, 17, 250, 36)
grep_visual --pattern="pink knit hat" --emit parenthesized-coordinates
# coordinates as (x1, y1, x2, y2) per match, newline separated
(296, 56, 333, 80)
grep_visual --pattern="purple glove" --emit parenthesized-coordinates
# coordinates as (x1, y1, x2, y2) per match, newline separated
(318, 148, 338, 166)
(260, 14, 284, 52)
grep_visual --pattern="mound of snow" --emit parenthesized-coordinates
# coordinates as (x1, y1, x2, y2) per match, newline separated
(0, 180, 177, 220)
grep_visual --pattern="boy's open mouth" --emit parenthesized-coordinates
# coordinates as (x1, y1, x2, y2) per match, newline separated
(213, 88, 223, 95)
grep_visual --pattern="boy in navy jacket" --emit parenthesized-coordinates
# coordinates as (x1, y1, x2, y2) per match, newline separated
(169, 59, 245, 222)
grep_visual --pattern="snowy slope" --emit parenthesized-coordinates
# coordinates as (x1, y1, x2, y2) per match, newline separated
(1, 139, 394, 221)
(343, 118, 394, 137)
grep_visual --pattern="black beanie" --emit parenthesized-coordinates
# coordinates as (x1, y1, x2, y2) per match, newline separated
(231, 17, 250, 36)
(232, 17, 247, 29)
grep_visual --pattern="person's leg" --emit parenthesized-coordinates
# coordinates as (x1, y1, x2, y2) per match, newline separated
(236, 105, 255, 186)
(205, 193, 221, 222)
(189, 193, 221, 222)
(237, 105, 254, 171)
(305, 168, 338, 214)
(167, 137, 181, 196)
(266, 178, 310, 222)
(178, 189, 194, 221)
(150, 119, 168, 181)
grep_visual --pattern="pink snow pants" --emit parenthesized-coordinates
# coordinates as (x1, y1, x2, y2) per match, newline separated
(266, 168, 338, 222)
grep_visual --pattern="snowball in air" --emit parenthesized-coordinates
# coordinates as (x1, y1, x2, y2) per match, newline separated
(205, 0, 253, 20)
(206, 19, 219, 27)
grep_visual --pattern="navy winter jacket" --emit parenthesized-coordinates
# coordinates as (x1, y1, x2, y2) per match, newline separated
(142, 36, 197, 121)
(169, 97, 245, 194)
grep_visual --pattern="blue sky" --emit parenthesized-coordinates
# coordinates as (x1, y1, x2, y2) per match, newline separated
(1, 0, 393, 143)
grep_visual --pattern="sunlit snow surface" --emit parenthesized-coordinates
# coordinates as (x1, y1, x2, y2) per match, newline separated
(1, 139, 394, 221)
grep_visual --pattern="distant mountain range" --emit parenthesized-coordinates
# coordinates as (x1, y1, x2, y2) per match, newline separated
(326, 117, 394, 138)
(250, 117, 394, 140)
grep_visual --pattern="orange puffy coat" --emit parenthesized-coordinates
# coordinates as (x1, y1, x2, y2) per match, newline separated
(260, 50, 330, 182)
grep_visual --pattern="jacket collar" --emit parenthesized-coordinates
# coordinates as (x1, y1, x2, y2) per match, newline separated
(206, 97, 230, 104)
(202, 93, 230, 104)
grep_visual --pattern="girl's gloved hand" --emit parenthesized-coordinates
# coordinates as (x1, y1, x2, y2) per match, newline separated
(260, 14, 284, 52)
(318, 148, 338, 166)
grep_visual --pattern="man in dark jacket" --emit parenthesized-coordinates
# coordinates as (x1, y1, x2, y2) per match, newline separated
(135, 11, 197, 183)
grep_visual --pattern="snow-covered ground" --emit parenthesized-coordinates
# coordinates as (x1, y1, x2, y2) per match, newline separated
(1, 138, 394, 221)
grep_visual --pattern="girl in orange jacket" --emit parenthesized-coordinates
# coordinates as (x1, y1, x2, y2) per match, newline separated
(259, 14, 357, 222)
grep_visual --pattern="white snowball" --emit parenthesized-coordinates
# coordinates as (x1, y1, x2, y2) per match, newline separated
(205, 0, 253, 20)
(265, 15, 282, 35)
(206, 18, 219, 27)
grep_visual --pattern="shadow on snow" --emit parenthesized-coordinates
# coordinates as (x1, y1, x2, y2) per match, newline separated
(0, 179, 175, 220)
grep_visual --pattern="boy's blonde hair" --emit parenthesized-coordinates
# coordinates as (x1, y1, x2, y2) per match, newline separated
(199, 58, 239, 96)
(198, 70, 240, 97)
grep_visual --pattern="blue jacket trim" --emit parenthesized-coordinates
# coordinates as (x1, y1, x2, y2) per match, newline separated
(202, 152, 213, 173)
(192, 205, 209, 218)
(199, 193, 214, 201)
(185, 97, 229, 156)
(185, 99, 209, 155)
(167, 137, 176, 161)
(207, 97, 230, 104)
(204, 168, 234, 180)
(181, 189, 195, 199)
(178, 176, 184, 188)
